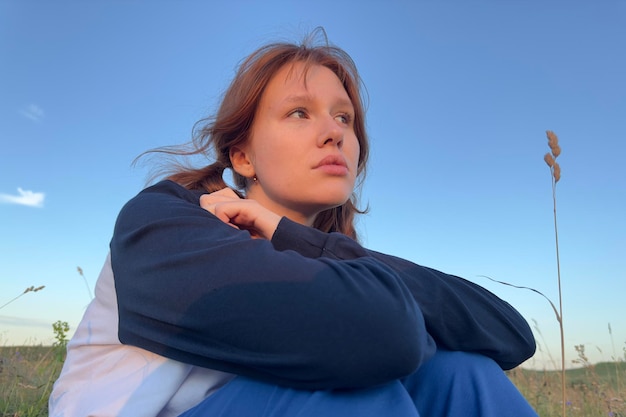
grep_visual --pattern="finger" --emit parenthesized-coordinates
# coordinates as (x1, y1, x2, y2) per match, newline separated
(212, 187, 242, 199)
(200, 188, 241, 208)
(200, 194, 235, 208)
(205, 203, 241, 229)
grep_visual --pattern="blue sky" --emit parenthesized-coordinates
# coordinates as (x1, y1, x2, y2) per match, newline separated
(1, 1, 624, 369)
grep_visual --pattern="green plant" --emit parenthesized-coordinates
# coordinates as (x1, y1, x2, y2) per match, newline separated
(51, 320, 70, 363)
(51, 321, 69, 349)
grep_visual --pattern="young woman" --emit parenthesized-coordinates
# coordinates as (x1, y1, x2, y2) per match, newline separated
(50, 32, 538, 417)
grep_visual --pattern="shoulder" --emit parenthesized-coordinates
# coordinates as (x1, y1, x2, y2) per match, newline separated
(133, 180, 203, 205)
(114, 180, 208, 232)
(123, 180, 203, 213)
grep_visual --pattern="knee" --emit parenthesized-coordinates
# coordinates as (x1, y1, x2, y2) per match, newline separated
(410, 349, 504, 387)
(434, 349, 500, 372)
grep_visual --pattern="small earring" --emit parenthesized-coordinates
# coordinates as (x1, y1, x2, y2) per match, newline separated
(252, 176, 258, 183)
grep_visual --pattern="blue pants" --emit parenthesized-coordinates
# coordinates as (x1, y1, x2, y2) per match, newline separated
(179, 350, 538, 417)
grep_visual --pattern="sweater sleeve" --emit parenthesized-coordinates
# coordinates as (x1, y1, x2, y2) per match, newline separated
(110, 181, 435, 390)
(272, 220, 535, 370)
(369, 252, 536, 370)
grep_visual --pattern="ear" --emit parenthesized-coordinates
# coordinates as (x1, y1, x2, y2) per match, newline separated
(229, 145, 255, 178)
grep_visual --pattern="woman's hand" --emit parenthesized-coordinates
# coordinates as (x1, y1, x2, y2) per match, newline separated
(200, 188, 281, 239)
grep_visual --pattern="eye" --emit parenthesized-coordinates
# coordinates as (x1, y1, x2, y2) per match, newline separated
(335, 113, 353, 125)
(288, 108, 308, 119)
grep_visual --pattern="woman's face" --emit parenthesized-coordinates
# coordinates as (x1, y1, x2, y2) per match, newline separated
(237, 62, 360, 225)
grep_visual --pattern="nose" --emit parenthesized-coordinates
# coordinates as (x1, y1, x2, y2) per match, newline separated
(318, 116, 344, 148)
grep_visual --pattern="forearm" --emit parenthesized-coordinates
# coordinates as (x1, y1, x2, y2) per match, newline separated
(369, 251, 536, 369)
(271, 215, 535, 369)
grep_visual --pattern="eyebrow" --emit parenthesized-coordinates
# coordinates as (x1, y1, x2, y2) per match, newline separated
(282, 94, 354, 109)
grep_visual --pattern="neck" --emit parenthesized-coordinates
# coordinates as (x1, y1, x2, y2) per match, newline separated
(245, 187, 317, 227)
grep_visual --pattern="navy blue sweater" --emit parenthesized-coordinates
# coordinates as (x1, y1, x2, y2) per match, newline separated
(110, 180, 535, 390)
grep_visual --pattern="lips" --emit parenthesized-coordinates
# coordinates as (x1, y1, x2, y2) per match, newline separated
(314, 155, 348, 169)
(313, 154, 349, 176)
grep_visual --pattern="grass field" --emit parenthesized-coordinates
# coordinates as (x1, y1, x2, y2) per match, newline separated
(1, 344, 624, 417)
(508, 361, 626, 416)
(0, 345, 64, 417)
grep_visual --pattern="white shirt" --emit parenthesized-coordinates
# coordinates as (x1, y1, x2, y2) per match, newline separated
(49, 253, 234, 417)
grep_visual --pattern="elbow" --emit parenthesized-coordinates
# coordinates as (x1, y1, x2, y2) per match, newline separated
(497, 325, 537, 370)
(516, 328, 537, 367)
(514, 318, 538, 367)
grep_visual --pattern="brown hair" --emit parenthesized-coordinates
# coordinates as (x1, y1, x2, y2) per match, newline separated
(143, 30, 369, 240)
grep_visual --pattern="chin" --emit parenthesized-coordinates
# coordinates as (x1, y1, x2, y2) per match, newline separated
(297, 187, 354, 213)
(316, 195, 352, 210)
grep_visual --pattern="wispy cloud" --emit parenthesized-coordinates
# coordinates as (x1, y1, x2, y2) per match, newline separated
(0, 315, 51, 329)
(0, 188, 45, 208)
(19, 104, 45, 122)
